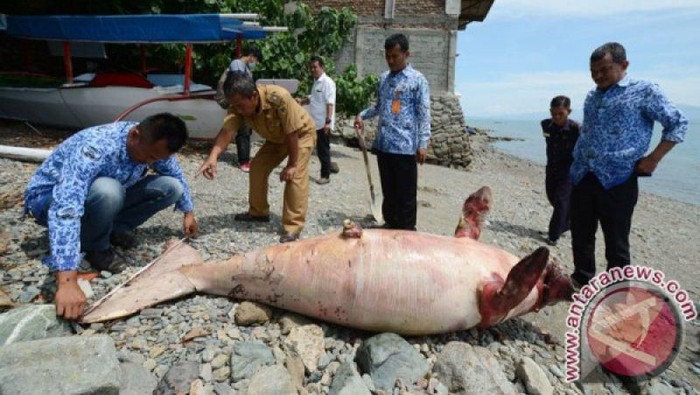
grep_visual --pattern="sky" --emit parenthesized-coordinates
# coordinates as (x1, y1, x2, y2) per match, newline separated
(454, 0, 700, 119)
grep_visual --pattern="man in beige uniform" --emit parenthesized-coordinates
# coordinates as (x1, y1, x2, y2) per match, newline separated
(198, 71, 316, 243)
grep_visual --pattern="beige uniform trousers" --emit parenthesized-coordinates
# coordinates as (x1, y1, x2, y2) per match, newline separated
(248, 142, 312, 234)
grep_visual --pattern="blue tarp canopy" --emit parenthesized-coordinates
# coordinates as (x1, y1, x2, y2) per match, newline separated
(5, 14, 267, 43)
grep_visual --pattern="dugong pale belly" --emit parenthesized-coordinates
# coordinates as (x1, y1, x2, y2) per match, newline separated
(81, 226, 573, 335)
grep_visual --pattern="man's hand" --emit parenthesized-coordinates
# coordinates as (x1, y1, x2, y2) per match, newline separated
(280, 165, 297, 182)
(196, 156, 218, 180)
(416, 148, 428, 165)
(54, 271, 87, 320)
(183, 212, 198, 238)
(635, 140, 677, 176)
(354, 115, 364, 130)
(635, 156, 658, 175)
(323, 124, 331, 135)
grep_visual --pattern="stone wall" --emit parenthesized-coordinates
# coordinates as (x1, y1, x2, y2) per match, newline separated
(332, 93, 472, 169)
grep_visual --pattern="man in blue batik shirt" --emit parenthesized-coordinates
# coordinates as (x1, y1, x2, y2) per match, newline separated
(354, 33, 431, 230)
(569, 42, 688, 288)
(24, 113, 199, 320)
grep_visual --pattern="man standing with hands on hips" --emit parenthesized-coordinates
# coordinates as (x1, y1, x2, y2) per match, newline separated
(297, 55, 336, 185)
(354, 33, 431, 230)
(569, 42, 687, 288)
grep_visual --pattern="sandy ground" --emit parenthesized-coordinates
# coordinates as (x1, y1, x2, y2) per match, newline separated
(1, 120, 698, 389)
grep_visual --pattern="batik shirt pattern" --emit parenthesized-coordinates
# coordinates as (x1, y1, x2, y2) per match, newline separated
(571, 75, 687, 189)
(359, 65, 431, 155)
(24, 122, 194, 272)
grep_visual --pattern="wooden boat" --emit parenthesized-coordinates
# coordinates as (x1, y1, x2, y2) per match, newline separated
(0, 14, 294, 140)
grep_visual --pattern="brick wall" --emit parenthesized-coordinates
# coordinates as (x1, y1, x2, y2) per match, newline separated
(303, 0, 444, 18)
(302, 0, 384, 17)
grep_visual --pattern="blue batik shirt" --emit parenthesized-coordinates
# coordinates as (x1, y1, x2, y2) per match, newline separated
(24, 122, 195, 272)
(570, 75, 687, 189)
(359, 65, 431, 155)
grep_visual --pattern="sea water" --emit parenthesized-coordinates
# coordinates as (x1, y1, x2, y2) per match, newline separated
(467, 118, 699, 206)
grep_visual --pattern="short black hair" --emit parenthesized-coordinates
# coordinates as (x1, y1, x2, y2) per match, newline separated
(243, 45, 263, 63)
(223, 70, 257, 99)
(591, 42, 626, 64)
(385, 33, 409, 52)
(137, 113, 188, 152)
(550, 95, 571, 109)
(309, 55, 324, 68)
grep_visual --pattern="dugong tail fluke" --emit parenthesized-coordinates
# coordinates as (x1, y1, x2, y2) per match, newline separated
(81, 240, 202, 323)
(80, 186, 574, 335)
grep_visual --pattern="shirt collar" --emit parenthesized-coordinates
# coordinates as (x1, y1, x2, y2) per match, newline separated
(390, 64, 413, 78)
(547, 119, 571, 131)
(119, 123, 134, 163)
(616, 74, 631, 87)
(256, 85, 271, 112)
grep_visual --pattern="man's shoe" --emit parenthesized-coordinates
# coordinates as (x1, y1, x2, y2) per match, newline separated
(546, 238, 558, 246)
(234, 212, 270, 222)
(239, 162, 251, 172)
(84, 248, 128, 274)
(330, 162, 340, 174)
(279, 232, 299, 243)
(316, 177, 330, 185)
(110, 231, 138, 249)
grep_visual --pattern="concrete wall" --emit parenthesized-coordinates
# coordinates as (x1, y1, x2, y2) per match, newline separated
(336, 26, 456, 94)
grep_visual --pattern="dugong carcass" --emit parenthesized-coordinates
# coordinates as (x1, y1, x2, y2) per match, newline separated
(81, 187, 573, 335)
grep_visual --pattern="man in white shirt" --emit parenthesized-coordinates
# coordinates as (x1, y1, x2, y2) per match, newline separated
(297, 55, 336, 184)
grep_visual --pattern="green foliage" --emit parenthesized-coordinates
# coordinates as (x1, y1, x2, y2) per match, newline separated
(335, 65, 379, 116)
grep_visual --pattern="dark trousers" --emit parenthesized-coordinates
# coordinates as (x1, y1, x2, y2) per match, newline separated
(316, 128, 331, 178)
(377, 151, 417, 230)
(235, 122, 251, 164)
(545, 170, 572, 241)
(570, 172, 638, 285)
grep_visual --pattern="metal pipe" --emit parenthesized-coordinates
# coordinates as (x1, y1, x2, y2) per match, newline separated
(63, 41, 74, 84)
(183, 43, 192, 94)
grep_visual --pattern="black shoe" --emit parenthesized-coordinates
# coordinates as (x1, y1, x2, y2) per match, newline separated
(84, 248, 128, 273)
(279, 232, 300, 243)
(234, 212, 270, 222)
(546, 238, 558, 246)
(110, 231, 138, 249)
(330, 162, 339, 174)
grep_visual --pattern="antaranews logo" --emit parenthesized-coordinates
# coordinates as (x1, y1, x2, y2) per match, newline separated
(565, 265, 697, 383)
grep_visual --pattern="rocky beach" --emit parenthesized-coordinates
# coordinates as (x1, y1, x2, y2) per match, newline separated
(0, 120, 698, 395)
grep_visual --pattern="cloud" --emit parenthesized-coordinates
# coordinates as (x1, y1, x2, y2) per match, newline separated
(492, 0, 700, 18)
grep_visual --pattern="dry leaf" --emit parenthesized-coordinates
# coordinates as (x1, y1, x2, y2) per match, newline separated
(0, 287, 17, 312)
(180, 326, 210, 343)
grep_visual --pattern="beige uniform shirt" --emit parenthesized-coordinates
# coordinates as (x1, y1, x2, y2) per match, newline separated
(222, 85, 316, 148)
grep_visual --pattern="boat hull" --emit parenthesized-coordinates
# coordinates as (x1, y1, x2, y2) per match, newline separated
(0, 85, 226, 139)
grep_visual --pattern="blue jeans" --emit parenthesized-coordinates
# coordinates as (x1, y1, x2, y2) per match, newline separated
(33, 175, 183, 252)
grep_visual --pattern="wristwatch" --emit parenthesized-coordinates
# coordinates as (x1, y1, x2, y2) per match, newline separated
(325, 118, 331, 124)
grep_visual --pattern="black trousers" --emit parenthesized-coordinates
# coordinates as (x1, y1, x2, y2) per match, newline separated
(316, 128, 331, 178)
(570, 172, 638, 285)
(377, 151, 417, 230)
(545, 170, 572, 241)
(235, 122, 251, 164)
